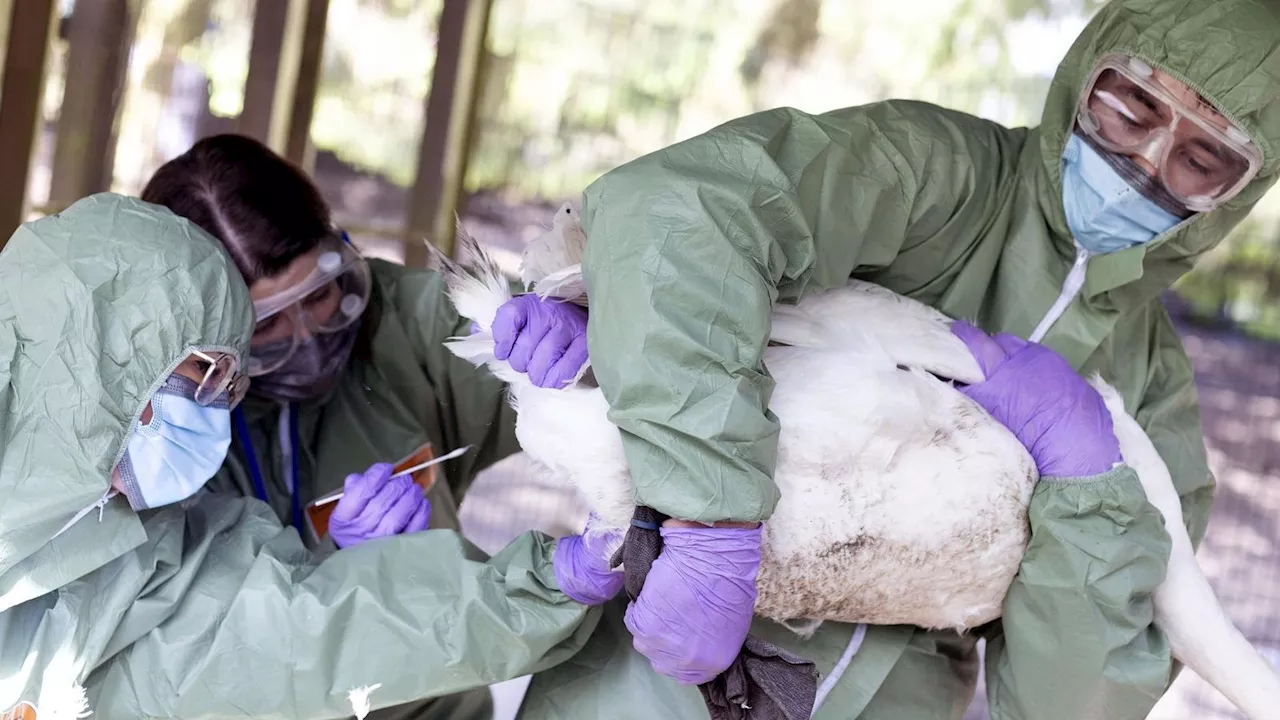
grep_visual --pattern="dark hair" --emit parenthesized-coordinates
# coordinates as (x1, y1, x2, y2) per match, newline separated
(141, 134, 334, 285)
(143, 133, 380, 363)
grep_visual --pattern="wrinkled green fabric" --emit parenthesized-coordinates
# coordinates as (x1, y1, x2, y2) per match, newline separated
(520, 606, 972, 720)
(528, 0, 1280, 717)
(0, 193, 252, 612)
(0, 194, 599, 718)
(205, 258, 529, 719)
(987, 467, 1173, 719)
(82, 512, 595, 717)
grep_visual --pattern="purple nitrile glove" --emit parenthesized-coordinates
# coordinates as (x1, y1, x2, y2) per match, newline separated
(491, 294, 588, 388)
(623, 526, 762, 685)
(951, 321, 1122, 478)
(330, 462, 432, 548)
(553, 513, 626, 605)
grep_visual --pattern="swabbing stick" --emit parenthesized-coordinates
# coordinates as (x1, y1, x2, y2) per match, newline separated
(390, 445, 473, 479)
(309, 445, 474, 510)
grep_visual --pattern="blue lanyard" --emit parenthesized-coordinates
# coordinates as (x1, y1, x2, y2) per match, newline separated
(232, 404, 303, 530)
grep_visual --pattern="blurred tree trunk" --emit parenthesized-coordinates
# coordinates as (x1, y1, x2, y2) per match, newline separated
(144, 0, 213, 169)
(929, 0, 1106, 73)
(739, 0, 822, 94)
(48, 0, 139, 208)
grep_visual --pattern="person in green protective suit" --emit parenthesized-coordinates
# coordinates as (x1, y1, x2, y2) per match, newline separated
(0, 193, 605, 719)
(139, 134, 595, 719)
(510, 0, 1280, 717)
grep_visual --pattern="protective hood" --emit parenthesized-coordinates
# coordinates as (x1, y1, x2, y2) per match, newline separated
(1038, 0, 1280, 266)
(0, 193, 252, 611)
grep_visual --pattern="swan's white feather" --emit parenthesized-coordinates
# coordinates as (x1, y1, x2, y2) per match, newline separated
(533, 264, 588, 306)
(771, 281, 983, 384)
(520, 203, 587, 290)
(1095, 378, 1280, 720)
(433, 207, 1280, 720)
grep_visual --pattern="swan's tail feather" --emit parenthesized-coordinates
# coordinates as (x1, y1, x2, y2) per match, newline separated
(423, 220, 513, 334)
(425, 223, 538, 392)
(1091, 376, 1280, 720)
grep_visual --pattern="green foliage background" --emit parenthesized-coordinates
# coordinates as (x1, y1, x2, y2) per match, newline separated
(106, 0, 1280, 337)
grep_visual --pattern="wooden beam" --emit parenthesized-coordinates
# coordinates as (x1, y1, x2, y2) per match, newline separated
(239, 0, 293, 147)
(238, 0, 327, 167)
(283, 0, 327, 170)
(0, 0, 14, 99)
(403, 0, 493, 266)
(48, 0, 136, 210)
(0, 0, 55, 241)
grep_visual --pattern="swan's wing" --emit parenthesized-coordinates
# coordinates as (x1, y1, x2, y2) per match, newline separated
(533, 264, 589, 307)
(770, 280, 983, 384)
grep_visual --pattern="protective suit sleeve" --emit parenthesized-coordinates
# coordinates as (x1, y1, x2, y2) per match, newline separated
(384, 262, 522, 499)
(580, 102, 995, 522)
(986, 466, 1173, 720)
(76, 492, 599, 718)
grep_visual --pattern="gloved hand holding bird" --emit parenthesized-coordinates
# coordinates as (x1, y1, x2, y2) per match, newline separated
(429, 203, 1280, 720)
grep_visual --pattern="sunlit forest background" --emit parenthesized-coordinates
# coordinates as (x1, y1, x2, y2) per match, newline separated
(24, 0, 1280, 341)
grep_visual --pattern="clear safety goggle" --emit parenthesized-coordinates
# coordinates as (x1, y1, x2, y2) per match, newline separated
(1075, 54, 1262, 214)
(191, 349, 249, 408)
(248, 231, 372, 376)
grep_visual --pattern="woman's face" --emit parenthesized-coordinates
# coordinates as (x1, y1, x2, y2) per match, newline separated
(109, 353, 233, 492)
(248, 247, 345, 347)
(239, 238, 372, 391)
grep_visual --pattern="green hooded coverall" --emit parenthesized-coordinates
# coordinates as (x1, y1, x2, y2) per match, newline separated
(0, 194, 599, 719)
(165, 144, 598, 715)
(515, 0, 1280, 718)
(199, 226, 545, 717)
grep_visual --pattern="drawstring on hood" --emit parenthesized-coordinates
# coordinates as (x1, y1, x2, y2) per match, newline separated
(49, 490, 120, 544)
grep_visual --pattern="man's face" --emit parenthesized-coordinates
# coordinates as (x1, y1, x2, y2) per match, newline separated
(1075, 55, 1260, 214)
(1098, 68, 1232, 177)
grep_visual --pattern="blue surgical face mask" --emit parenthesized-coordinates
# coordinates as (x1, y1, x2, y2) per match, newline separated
(118, 375, 232, 510)
(1060, 132, 1187, 254)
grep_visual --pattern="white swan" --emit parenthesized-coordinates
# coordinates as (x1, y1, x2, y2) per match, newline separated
(428, 205, 1280, 720)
